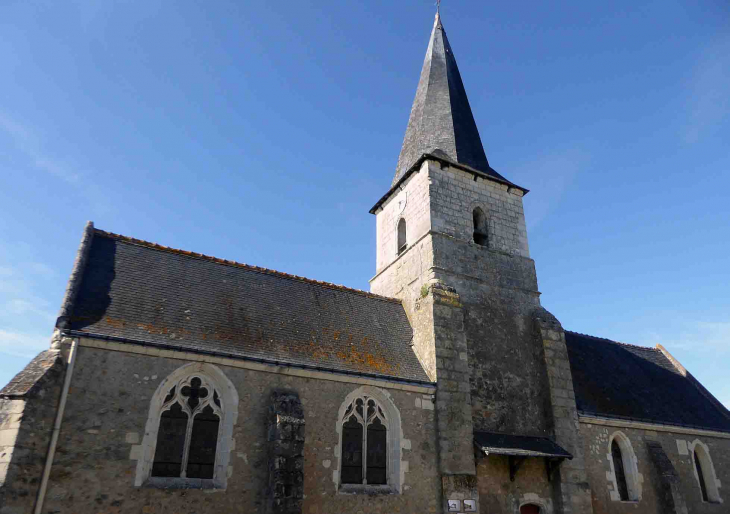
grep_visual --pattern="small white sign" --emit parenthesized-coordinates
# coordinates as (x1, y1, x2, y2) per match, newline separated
(447, 499, 462, 512)
(464, 499, 477, 512)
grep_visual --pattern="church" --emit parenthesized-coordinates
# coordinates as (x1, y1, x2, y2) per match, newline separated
(1, 12, 728, 514)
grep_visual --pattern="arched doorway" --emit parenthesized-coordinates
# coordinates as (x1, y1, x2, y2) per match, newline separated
(520, 504, 540, 514)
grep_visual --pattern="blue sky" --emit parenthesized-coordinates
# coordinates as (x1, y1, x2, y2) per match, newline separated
(1, 1, 728, 408)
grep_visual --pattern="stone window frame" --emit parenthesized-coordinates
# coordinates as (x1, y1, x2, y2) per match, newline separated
(396, 217, 407, 255)
(334, 386, 403, 494)
(688, 439, 723, 504)
(606, 431, 642, 502)
(134, 362, 239, 489)
(472, 206, 489, 247)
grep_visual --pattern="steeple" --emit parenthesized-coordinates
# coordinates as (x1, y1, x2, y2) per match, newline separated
(394, 13, 505, 185)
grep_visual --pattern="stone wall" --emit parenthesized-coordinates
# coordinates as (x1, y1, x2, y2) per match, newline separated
(536, 314, 594, 514)
(33, 341, 441, 514)
(0, 352, 65, 514)
(428, 162, 530, 259)
(476, 455, 555, 514)
(580, 419, 729, 514)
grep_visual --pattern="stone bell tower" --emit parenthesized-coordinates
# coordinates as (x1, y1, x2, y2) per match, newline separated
(370, 13, 593, 514)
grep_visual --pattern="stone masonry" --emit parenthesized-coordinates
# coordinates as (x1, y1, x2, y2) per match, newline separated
(535, 311, 594, 514)
(268, 391, 305, 514)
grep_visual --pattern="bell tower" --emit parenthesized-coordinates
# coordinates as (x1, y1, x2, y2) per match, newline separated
(370, 13, 594, 514)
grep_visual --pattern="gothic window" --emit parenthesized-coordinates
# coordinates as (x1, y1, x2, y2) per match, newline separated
(397, 218, 407, 254)
(472, 207, 488, 246)
(136, 363, 239, 489)
(151, 376, 221, 479)
(690, 440, 722, 503)
(607, 431, 640, 502)
(340, 396, 388, 485)
(336, 386, 403, 492)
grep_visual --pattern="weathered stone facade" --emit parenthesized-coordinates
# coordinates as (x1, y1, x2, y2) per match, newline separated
(580, 419, 728, 513)
(2, 341, 440, 514)
(2, 11, 729, 514)
(0, 352, 64, 514)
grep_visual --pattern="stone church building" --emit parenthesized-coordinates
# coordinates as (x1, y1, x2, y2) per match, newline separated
(1, 13, 728, 514)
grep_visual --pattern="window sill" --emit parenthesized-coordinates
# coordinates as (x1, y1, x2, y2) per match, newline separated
(143, 477, 223, 490)
(338, 484, 397, 496)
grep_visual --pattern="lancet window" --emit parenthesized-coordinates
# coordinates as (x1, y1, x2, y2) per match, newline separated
(397, 218, 407, 255)
(151, 375, 222, 480)
(340, 395, 389, 485)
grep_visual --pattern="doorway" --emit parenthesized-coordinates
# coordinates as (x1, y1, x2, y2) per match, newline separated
(520, 504, 540, 514)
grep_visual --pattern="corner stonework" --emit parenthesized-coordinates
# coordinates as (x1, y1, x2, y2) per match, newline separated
(535, 309, 594, 514)
(429, 283, 479, 513)
(268, 391, 305, 514)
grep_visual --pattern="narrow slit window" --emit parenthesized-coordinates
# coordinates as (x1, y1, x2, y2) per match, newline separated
(473, 207, 488, 246)
(694, 450, 709, 502)
(397, 218, 407, 254)
(611, 439, 629, 501)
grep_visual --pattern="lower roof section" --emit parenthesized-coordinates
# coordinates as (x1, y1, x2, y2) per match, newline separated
(473, 431, 572, 459)
(565, 331, 730, 433)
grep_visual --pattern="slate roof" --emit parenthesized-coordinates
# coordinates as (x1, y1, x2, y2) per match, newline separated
(474, 432, 572, 459)
(565, 331, 730, 432)
(394, 13, 509, 186)
(65, 229, 431, 384)
(0, 350, 62, 398)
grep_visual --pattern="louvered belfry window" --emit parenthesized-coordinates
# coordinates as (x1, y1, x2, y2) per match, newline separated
(340, 396, 388, 485)
(611, 439, 629, 501)
(152, 376, 222, 480)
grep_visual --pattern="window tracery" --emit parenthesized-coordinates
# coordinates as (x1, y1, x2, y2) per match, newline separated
(340, 395, 389, 485)
(135, 363, 238, 489)
(152, 376, 222, 479)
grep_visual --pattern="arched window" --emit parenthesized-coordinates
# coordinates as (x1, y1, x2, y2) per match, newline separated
(690, 440, 722, 503)
(472, 207, 488, 246)
(336, 386, 403, 493)
(611, 439, 629, 501)
(135, 363, 239, 489)
(397, 218, 407, 255)
(607, 431, 641, 502)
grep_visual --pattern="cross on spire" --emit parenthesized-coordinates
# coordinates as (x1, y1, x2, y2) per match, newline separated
(436, 0, 441, 14)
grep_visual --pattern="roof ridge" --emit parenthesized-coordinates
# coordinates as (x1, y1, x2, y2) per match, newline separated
(93, 229, 401, 304)
(565, 330, 660, 352)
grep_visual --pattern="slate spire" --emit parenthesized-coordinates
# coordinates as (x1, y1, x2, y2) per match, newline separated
(394, 13, 501, 185)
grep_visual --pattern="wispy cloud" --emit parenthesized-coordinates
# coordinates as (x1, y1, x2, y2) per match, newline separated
(0, 113, 110, 213)
(684, 36, 730, 144)
(0, 329, 48, 358)
(643, 321, 730, 353)
(516, 149, 589, 230)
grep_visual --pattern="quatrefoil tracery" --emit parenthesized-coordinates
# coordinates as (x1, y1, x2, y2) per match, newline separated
(162, 375, 223, 418)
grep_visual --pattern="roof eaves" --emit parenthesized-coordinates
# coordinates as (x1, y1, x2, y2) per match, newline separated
(93, 229, 401, 304)
(578, 411, 730, 435)
(370, 153, 529, 215)
(65, 330, 436, 387)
